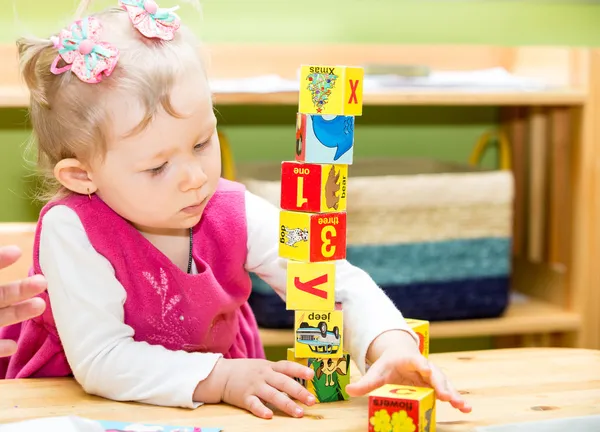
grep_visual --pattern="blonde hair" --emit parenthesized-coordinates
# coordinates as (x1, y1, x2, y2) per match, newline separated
(19, 0, 205, 202)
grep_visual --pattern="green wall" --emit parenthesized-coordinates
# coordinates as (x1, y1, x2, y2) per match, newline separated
(3, 0, 600, 221)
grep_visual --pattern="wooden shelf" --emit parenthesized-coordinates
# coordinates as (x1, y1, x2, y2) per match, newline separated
(0, 44, 589, 108)
(258, 258, 581, 346)
(0, 85, 586, 108)
(258, 294, 581, 346)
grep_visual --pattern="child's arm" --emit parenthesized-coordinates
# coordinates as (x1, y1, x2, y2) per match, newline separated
(38, 205, 224, 408)
(39, 205, 316, 418)
(243, 190, 419, 374)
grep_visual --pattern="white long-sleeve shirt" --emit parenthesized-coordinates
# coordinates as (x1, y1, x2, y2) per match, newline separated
(38, 190, 416, 409)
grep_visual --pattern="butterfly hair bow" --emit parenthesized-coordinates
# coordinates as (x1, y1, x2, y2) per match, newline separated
(50, 16, 120, 84)
(119, 0, 181, 40)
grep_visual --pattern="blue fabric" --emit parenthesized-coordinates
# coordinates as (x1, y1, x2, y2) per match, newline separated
(346, 237, 511, 285)
(249, 275, 511, 328)
(251, 237, 511, 294)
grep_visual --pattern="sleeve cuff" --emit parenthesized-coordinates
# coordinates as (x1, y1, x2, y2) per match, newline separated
(173, 352, 223, 409)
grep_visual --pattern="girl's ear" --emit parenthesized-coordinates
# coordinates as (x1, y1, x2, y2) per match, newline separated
(54, 158, 97, 195)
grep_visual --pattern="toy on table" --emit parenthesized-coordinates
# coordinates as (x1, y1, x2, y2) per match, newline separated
(368, 384, 436, 432)
(281, 64, 361, 403)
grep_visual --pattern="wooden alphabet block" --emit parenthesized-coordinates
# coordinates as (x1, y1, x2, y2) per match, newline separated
(295, 113, 354, 165)
(298, 65, 364, 116)
(279, 210, 347, 262)
(286, 261, 336, 311)
(280, 161, 348, 213)
(406, 318, 430, 358)
(287, 348, 350, 403)
(294, 310, 343, 358)
(369, 385, 436, 432)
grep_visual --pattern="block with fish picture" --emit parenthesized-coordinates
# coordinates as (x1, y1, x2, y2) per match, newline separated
(295, 113, 354, 165)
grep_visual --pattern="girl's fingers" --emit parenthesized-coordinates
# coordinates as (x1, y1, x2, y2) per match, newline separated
(0, 297, 46, 328)
(0, 246, 21, 270)
(406, 355, 432, 378)
(444, 376, 472, 413)
(345, 361, 387, 397)
(272, 360, 314, 381)
(0, 339, 17, 358)
(428, 366, 452, 402)
(267, 372, 315, 406)
(0, 275, 46, 309)
(257, 383, 304, 418)
(244, 394, 273, 419)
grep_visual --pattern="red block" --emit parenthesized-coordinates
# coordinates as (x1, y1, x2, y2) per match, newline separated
(280, 161, 321, 213)
(309, 212, 347, 262)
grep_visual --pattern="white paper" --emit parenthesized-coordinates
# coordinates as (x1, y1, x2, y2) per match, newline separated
(207, 67, 550, 94)
(0, 416, 104, 432)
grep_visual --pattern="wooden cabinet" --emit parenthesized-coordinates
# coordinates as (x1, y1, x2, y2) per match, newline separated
(1, 44, 598, 350)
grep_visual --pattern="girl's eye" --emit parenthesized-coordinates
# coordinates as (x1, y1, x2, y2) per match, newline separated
(148, 162, 167, 176)
(195, 135, 214, 150)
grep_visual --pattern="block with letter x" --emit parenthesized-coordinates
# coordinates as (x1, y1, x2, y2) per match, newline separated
(298, 65, 364, 116)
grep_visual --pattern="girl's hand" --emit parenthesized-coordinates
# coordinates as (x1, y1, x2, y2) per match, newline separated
(201, 358, 317, 419)
(345, 330, 471, 414)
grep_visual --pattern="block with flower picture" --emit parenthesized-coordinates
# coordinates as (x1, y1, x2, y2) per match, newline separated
(368, 384, 436, 432)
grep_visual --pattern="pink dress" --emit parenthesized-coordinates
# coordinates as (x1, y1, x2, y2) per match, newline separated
(0, 178, 265, 378)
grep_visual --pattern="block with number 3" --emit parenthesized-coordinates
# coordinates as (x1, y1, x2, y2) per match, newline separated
(279, 210, 347, 262)
(280, 161, 348, 213)
(286, 261, 336, 311)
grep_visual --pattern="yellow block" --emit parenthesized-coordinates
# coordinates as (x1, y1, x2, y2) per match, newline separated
(368, 384, 436, 432)
(286, 261, 336, 311)
(294, 310, 343, 358)
(287, 348, 351, 403)
(320, 164, 348, 213)
(406, 318, 430, 358)
(298, 65, 364, 116)
(279, 210, 347, 262)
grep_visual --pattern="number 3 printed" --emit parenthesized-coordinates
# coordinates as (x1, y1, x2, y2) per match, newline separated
(321, 225, 337, 258)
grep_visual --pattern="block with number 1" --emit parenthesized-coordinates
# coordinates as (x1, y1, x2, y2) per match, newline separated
(280, 161, 348, 213)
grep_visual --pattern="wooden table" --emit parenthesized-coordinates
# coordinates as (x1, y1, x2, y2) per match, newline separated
(1, 348, 599, 431)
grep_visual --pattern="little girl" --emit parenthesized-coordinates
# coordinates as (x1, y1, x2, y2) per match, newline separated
(0, 0, 470, 419)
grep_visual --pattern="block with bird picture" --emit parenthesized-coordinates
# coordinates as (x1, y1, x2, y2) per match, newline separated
(295, 113, 355, 165)
(280, 161, 348, 213)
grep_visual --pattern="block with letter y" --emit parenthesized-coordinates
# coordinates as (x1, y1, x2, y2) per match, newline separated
(286, 261, 336, 311)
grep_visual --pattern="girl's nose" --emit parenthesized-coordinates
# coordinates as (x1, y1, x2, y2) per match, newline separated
(180, 161, 208, 192)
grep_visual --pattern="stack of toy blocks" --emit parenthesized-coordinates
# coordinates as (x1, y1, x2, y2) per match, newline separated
(279, 65, 363, 403)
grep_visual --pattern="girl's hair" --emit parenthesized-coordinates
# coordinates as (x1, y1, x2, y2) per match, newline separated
(19, 0, 205, 202)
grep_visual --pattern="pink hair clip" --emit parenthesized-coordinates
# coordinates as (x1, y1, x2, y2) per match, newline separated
(119, 0, 181, 41)
(50, 16, 120, 84)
